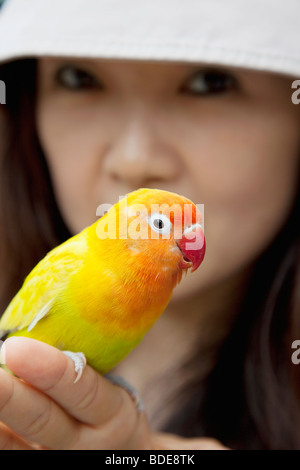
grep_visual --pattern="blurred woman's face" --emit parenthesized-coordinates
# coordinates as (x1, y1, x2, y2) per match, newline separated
(36, 59, 299, 299)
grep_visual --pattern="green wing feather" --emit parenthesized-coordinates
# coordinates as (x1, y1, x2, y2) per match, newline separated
(0, 233, 87, 338)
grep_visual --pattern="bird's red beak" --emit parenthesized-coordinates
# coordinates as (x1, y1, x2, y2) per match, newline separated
(176, 224, 206, 272)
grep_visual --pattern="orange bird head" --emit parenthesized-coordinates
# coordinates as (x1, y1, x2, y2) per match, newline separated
(96, 188, 206, 288)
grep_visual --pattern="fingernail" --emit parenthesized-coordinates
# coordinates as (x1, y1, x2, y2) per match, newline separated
(0, 340, 6, 365)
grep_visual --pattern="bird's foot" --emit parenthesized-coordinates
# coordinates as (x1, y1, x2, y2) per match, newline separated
(105, 373, 145, 412)
(62, 351, 87, 384)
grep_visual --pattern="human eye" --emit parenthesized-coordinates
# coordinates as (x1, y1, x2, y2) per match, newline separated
(180, 68, 237, 96)
(55, 65, 103, 91)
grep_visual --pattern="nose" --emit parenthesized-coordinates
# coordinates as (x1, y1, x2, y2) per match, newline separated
(102, 115, 182, 189)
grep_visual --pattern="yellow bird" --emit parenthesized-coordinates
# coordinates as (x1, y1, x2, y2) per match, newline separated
(0, 188, 205, 381)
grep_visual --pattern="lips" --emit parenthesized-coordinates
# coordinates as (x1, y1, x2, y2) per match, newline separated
(176, 223, 206, 272)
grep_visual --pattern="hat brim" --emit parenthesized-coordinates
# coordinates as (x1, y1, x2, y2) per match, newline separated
(0, 0, 300, 77)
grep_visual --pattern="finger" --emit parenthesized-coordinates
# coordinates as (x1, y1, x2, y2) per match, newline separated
(0, 422, 37, 450)
(3, 337, 141, 427)
(0, 367, 79, 449)
(152, 432, 230, 450)
(3, 337, 151, 449)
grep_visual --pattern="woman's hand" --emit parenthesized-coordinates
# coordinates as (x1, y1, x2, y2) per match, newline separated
(0, 337, 227, 450)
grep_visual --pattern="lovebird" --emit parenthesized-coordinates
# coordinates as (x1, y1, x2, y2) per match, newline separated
(0, 188, 205, 381)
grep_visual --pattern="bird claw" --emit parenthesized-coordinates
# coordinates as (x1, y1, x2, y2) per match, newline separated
(105, 373, 145, 412)
(62, 351, 87, 383)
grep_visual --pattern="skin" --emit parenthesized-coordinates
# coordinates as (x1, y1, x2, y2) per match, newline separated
(36, 59, 299, 298)
(0, 58, 299, 449)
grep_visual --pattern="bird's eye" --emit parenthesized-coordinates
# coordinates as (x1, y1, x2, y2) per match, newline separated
(148, 213, 172, 235)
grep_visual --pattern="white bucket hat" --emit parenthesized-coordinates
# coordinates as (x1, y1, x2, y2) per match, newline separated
(0, 0, 300, 77)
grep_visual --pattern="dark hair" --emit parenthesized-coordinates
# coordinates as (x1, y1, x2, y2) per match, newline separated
(164, 191, 300, 449)
(0, 59, 70, 312)
(0, 59, 299, 449)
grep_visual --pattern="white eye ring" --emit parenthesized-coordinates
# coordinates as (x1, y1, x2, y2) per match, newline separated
(148, 213, 172, 235)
